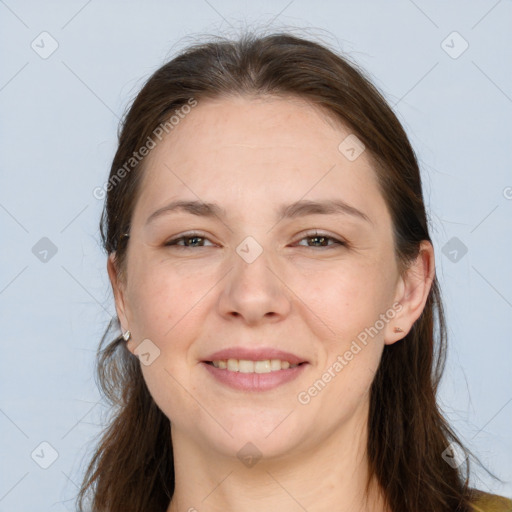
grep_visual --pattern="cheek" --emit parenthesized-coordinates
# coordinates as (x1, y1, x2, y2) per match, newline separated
(126, 257, 216, 339)
(322, 346, 382, 422)
(127, 261, 211, 424)
(297, 267, 385, 425)
(293, 260, 390, 341)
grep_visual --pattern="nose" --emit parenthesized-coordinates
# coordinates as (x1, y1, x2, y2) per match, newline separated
(217, 245, 291, 326)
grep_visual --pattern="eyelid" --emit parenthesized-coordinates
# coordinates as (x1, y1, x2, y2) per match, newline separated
(164, 230, 217, 247)
(294, 229, 346, 248)
(164, 230, 347, 249)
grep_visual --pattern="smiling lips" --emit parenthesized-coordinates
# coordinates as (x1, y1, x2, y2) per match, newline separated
(204, 346, 307, 367)
(202, 347, 309, 391)
(208, 358, 299, 373)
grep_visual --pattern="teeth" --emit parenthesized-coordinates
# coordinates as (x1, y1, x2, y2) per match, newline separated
(270, 359, 282, 371)
(227, 359, 239, 371)
(239, 360, 254, 373)
(254, 360, 271, 373)
(211, 358, 299, 372)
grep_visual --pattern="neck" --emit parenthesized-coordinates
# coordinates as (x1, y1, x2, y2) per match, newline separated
(166, 404, 388, 512)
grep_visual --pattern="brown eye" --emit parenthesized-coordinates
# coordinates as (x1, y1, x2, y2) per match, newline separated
(164, 232, 215, 248)
(295, 231, 346, 249)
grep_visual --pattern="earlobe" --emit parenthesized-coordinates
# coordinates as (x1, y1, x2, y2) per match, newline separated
(385, 241, 435, 345)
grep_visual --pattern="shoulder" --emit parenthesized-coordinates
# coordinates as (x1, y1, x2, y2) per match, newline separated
(470, 489, 512, 512)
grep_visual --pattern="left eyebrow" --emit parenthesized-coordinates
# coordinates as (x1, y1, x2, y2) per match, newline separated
(277, 199, 372, 225)
(145, 198, 372, 226)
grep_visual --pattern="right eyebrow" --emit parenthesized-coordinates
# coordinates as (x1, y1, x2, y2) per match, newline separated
(145, 200, 226, 226)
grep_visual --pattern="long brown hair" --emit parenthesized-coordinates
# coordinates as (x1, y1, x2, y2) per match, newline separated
(78, 31, 476, 511)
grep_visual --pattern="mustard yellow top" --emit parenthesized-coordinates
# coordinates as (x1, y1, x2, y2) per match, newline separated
(471, 490, 512, 512)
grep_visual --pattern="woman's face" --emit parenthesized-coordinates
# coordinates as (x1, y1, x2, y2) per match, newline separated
(111, 95, 414, 462)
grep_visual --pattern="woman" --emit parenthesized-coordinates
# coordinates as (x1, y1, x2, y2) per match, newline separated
(77, 32, 512, 512)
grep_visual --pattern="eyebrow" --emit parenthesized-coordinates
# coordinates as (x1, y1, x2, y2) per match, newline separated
(145, 198, 372, 226)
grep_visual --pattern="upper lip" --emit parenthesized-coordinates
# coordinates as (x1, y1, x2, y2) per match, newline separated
(203, 347, 308, 365)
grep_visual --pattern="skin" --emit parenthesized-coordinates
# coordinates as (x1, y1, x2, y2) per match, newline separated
(108, 95, 435, 512)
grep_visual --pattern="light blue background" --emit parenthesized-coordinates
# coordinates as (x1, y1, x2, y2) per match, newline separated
(1, 1, 511, 510)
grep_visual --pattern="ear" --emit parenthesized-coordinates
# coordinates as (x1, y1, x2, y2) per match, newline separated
(385, 240, 435, 345)
(107, 253, 135, 353)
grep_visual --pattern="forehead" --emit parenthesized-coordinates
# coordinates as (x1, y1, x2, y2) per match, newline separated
(155, 94, 353, 160)
(133, 95, 388, 226)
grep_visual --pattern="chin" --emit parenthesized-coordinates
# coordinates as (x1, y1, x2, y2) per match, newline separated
(208, 414, 306, 458)
(210, 430, 301, 464)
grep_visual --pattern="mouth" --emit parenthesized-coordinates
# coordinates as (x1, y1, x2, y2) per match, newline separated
(200, 347, 309, 390)
(203, 359, 307, 373)
(201, 359, 309, 392)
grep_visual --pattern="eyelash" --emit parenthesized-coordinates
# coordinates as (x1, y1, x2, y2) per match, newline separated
(164, 230, 346, 250)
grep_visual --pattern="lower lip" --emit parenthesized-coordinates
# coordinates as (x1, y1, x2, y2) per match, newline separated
(201, 362, 308, 391)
